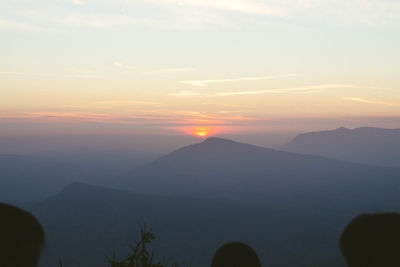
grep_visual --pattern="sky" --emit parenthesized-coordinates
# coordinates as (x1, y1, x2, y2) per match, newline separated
(1, 0, 400, 143)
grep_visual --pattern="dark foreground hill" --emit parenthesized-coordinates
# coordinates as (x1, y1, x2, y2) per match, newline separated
(282, 127, 400, 167)
(115, 137, 400, 208)
(34, 183, 352, 267)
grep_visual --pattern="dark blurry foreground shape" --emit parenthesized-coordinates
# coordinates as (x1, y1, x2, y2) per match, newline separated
(0, 203, 45, 267)
(108, 224, 178, 267)
(211, 242, 261, 267)
(340, 212, 400, 267)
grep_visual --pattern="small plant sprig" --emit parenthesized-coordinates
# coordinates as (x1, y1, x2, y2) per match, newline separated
(108, 224, 165, 267)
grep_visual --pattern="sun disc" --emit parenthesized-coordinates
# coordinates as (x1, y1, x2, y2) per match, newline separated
(195, 131, 208, 137)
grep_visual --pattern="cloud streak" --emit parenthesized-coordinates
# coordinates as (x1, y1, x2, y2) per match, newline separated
(168, 91, 202, 97)
(344, 97, 398, 106)
(98, 0, 400, 27)
(113, 62, 194, 75)
(215, 84, 375, 96)
(180, 76, 275, 87)
(147, 0, 284, 16)
(169, 84, 361, 97)
(3, 0, 399, 34)
(0, 19, 43, 32)
(0, 70, 100, 79)
(72, 0, 85, 5)
(144, 68, 195, 75)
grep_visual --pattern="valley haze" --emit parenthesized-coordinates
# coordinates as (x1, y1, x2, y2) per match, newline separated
(1, 127, 400, 266)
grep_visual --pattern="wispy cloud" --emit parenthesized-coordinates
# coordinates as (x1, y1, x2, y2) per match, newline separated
(3, 0, 398, 35)
(0, 19, 43, 32)
(93, 100, 163, 107)
(112, 62, 195, 75)
(344, 97, 397, 106)
(55, 13, 137, 29)
(72, 0, 85, 6)
(3, 112, 114, 123)
(168, 84, 359, 97)
(146, 0, 285, 16)
(168, 91, 201, 97)
(112, 61, 138, 75)
(216, 84, 360, 96)
(0, 71, 57, 76)
(143, 68, 195, 75)
(180, 76, 275, 87)
(0, 70, 99, 79)
(0, 71, 22, 75)
(0, 106, 256, 129)
(100, 0, 400, 27)
(113, 61, 124, 68)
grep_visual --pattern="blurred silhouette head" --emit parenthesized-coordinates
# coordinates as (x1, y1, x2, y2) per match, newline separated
(0, 203, 45, 267)
(211, 242, 261, 267)
(340, 212, 400, 267)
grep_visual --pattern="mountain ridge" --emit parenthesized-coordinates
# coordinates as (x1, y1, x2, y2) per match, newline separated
(33, 136, 400, 267)
(112, 136, 400, 205)
(282, 127, 400, 167)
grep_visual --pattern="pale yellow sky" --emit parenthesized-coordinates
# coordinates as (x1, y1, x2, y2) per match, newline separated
(1, 0, 400, 137)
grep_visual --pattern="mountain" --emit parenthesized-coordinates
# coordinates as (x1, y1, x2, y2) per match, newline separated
(0, 149, 156, 203)
(282, 127, 400, 167)
(33, 138, 400, 267)
(0, 155, 78, 203)
(115, 137, 400, 207)
(34, 182, 349, 267)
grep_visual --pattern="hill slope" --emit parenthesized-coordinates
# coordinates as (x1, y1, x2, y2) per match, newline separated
(34, 182, 351, 267)
(115, 137, 400, 206)
(0, 149, 156, 203)
(34, 138, 400, 267)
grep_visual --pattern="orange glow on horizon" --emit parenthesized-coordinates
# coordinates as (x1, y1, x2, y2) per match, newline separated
(194, 129, 209, 137)
(183, 126, 223, 138)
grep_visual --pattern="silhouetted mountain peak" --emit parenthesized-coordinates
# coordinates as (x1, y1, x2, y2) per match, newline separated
(58, 182, 95, 195)
(179, 137, 268, 156)
(151, 137, 255, 164)
(123, 137, 288, 187)
(335, 126, 349, 132)
(203, 136, 226, 142)
(201, 137, 238, 145)
(58, 182, 122, 199)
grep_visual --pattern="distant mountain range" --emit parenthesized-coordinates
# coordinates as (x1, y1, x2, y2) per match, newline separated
(0, 150, 157, 203)
(114, 137, 400, 207)
(282, 127, 400, 167)
(6, 133, 400, 266)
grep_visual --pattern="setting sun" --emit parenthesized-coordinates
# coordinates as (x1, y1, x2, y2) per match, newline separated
(182, 126, 223, 138)
(194, 129, 209, 137)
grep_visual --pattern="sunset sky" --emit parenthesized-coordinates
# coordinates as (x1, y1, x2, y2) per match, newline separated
(1, 0, 400, 139)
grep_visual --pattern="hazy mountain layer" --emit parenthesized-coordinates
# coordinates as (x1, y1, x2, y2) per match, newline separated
(282, 127, 400, 167)
(0, 149, 156, 203)
(31, 137, 400, 267)
(116, 137, 400, 207)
